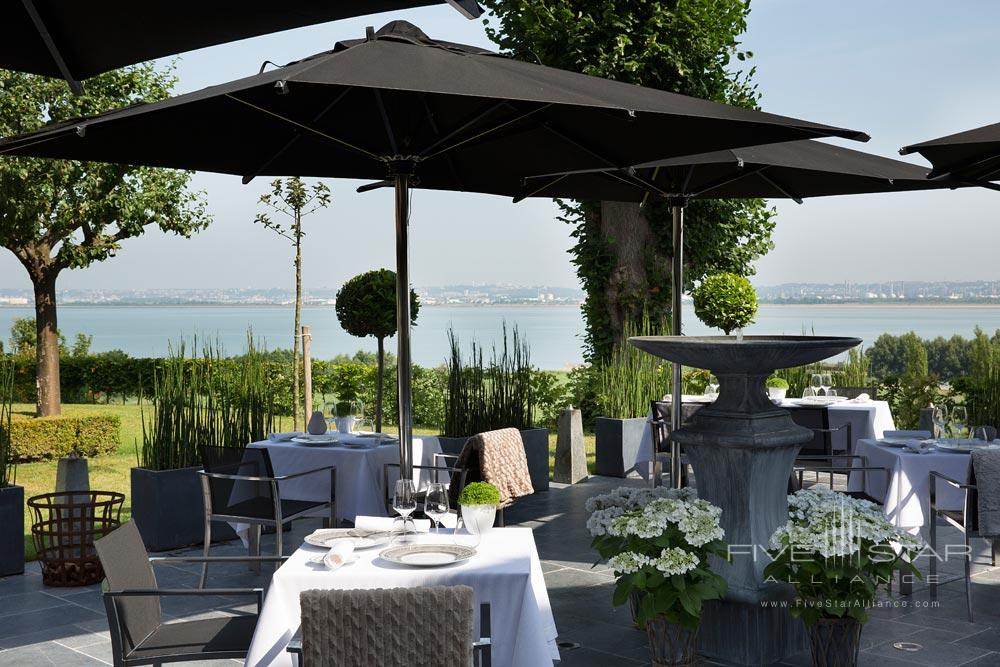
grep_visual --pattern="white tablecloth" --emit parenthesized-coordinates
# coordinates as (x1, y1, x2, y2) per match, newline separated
(245, 527, 559, 667)
(635, 397, 895, 475)
(247, 434, 443, 524)
(849, 438, 971, 535)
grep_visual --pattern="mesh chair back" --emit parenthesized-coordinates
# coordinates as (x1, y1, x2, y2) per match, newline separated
(448, 428, 533, 508)
(299, 586, 473, 667)
(200, 446, 277, 519)
(832, 386, 877, 400)
(650, 400, 706, 453)
(787, 406, 832, 456)
(94, 521, 161, 652)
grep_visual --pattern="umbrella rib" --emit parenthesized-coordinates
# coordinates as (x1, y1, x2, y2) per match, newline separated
(420, 103, 552, 161)
(20, 0, 83, 94)
(688, 164, 770, 198)
(241, 87, 355, 184)
(418, 94, 465, 190)
(757, 171, 803, 204)
(513, 173, 570, 202)
(224, 93, 382, 162)
(535, 119, 621, 169)
(373, 90, 400, 156)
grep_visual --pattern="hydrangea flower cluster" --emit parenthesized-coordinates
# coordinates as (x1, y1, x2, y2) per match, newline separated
(771, 487, 921, 558)
(585, 485, 697, 537)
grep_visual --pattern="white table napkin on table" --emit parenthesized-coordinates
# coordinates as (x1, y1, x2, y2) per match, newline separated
(268, 431, 303, 442)
(850, 393, 870, 403)
(903, 439, 934, 454)
(323, 542, 355, 570)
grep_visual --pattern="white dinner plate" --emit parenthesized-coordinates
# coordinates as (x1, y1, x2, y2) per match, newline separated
(794, 396, 849, 406)
(932, 439, 1000, 454)
(379, 544, 476, 568)
(341, 441, 371, 449)
(291, 434, 339, 446)
(304, 529, 392, 550)
(878, 437, 917, 447)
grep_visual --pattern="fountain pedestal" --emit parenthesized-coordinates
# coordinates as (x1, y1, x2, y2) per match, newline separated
(629, 336, 861, 666)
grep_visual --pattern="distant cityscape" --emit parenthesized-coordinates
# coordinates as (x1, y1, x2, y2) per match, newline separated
(0, 281, 999, 306)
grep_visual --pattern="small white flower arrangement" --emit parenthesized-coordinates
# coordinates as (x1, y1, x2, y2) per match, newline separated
(587, 486, 728, 630)
(765, 487, 922, 626)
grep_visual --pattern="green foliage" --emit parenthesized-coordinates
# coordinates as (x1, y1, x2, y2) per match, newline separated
(139, 335, 278, 471)
(329, 362, 368, 403)
(482, 0, 775, 360)
(0, 357, 13, 486)
(837, 347, 873, 388)
(878, 375, 948, 430)
(594, 315, 671, 419)
(766, 377, 789, 390)
(254, 177, 331, 242)
(529, 370, 571, 429)
(444, 324, 535, 436)
(70, 333, 93, 358)
(868, 331, 971, 380)
(692, 273, 757, 335)
(458, 481, 501, 506)
(335, 270, 420, 341)
(10, 414, 120, 462)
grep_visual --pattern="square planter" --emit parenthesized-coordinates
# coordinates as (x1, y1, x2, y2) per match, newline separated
(131, 466, 236, 552)
(0, 485, 24, 576)
(437, 428, 549, 493)
(595, 416, 648, 478)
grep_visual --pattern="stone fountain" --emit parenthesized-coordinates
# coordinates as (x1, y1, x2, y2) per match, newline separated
(629, 335, 861, 666)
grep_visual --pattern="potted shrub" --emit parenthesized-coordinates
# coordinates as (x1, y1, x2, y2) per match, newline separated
(588, 485, 729, 665)
(692, 272, 758, 340)
(0, 358, 23, 576)
(594, 317, 669, 477)
(765, 488, 922, 667)
(457, 481, 500, 535)
(335, 269, 419, 433)
(443, 325, 548, 492)
(766, 376, 789, 401)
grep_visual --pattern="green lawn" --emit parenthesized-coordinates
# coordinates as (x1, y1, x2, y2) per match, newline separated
(12, 403, 596, 560)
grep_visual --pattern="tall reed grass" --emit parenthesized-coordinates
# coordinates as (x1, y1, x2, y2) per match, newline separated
(444, 324, 535, 436)
(594, 316, 671, 419)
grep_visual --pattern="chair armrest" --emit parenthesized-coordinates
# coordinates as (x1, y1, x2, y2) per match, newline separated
(150, 555, 289, 565)
(796, 454, 868, 462)
(286, 627, 303, 656)
(929, 470, 974, 490)
(434, 453, 460, 464)
(106, 587, 263, 598)
(272, 465, 336, 481)
(199, 466, 335, 483)
(929, 469, 974, 514)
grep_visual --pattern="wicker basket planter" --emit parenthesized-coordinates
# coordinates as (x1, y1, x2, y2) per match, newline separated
(646, 616, 699, 667)
(28, 490, 124, 587)
(807, 618, 862, 667)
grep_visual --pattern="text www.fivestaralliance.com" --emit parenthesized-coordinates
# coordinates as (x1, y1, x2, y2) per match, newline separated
(759, 600, 940, 610)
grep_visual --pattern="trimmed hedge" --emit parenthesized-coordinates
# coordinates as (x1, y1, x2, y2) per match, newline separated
(10, 414, 121, 462)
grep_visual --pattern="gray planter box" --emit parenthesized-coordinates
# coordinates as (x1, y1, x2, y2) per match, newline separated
(437, 428, 549, 493)
(595, 416, 647, 478)
(131, 466, 236, 552)
(0, 485, 23, 576)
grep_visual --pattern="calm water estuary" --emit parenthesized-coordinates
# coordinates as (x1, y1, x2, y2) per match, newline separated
(2, 303, 999, 369)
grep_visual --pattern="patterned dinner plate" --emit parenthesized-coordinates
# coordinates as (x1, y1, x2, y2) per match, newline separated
(932, 439, 1000, 454)
(305, 529, 391, 549)
(379, 544, 476, 567)
(878, 437, 916, 447)
(291, 434, 339, 446)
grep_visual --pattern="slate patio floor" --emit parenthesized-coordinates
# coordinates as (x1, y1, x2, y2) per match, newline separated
(2, 475, 999, 666)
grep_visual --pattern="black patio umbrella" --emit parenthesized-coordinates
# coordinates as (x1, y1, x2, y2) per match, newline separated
(0, 21, 869, 480)
(520, 139, 956, 486)
(901, 122, 1000, 187)
(6, 0, 482, 93)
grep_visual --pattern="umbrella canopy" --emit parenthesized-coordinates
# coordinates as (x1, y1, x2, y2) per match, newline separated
(6, 0, 482, 92)
(0, 21, 869, 479)
(901, 122, 1000, 184)
(520, 138, 959, 488)
(520, 139, 946, 202)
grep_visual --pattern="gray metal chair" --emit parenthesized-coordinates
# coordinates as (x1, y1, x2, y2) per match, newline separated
(199, 445, 335, 587)
(788, 406, 853, 485)
(286, 586, 492, 667)
(95, 520, 281, 667)
(649, 399, 702, 487)
(930, 468, 999, 622)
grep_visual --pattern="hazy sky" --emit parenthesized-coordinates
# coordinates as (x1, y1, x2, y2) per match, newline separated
(2, 0, 999, 293)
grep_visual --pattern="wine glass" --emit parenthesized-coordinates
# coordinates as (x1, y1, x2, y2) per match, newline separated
(951, 406, 968, 439)
(424, 483, 449, 535)
(810, 373, 823, 397)
(820, 373, 833, 397)
(802, 386, 816, 398)
(392, 479, 417, 543)
(932, 405, 948, 439)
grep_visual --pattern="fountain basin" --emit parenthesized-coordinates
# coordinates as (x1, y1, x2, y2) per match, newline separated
(628, 335, 862, 374)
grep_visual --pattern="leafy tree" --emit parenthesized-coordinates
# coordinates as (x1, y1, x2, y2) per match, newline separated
(254, 177, 331, 429)
(335, 269, 420, 431)
(0, 65, 209, 416)
(71, 333, 93, 358)
(692, 272, 757, 335)
(899, 331, 928, 378)
(483, 0, 774, 360)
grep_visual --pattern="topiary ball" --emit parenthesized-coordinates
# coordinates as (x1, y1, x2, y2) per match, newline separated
(692, 272, 757, 336)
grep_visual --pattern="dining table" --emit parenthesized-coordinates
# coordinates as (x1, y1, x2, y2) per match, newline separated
(244, 523, 560, 667)
(848, 437, 973, 537)
(246, 433, 444, 525)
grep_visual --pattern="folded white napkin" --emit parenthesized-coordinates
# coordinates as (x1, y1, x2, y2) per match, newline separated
(268, 431, 302, 442)
(885, 430, 932, 440)
(904, 439, 934, 454)
(850, 393, 870, 403)
(354, 515, 431, 532)
(323, 542, 355, 570)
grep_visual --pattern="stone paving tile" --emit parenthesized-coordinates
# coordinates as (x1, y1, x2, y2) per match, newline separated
(0, 640, 106, 667)
(0, 591, 72, 617)
(864, 634, 993, 666)
(0, 603, 103, 641)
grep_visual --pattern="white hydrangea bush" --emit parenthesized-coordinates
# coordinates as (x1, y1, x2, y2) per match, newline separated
(587, 486, 728, 629)
(764, 487, 923, 626)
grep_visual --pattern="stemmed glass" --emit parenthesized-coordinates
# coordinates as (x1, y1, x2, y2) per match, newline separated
(809, 373, 823, 397)
(820, 373, 833, 397)
(424, 483, 449, 535)
(703, 375, 719, 398)
(392, 479, 417, 543)
(932, 405, 948, 439)
(950, 406, 968, 439)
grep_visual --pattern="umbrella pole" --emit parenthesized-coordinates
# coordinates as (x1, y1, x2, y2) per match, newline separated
(393, 164, 414, 481)
(670, 201, 686, 489)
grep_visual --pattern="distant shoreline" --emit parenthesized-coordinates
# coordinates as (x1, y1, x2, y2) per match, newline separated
(2, 301, 1000, 309)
